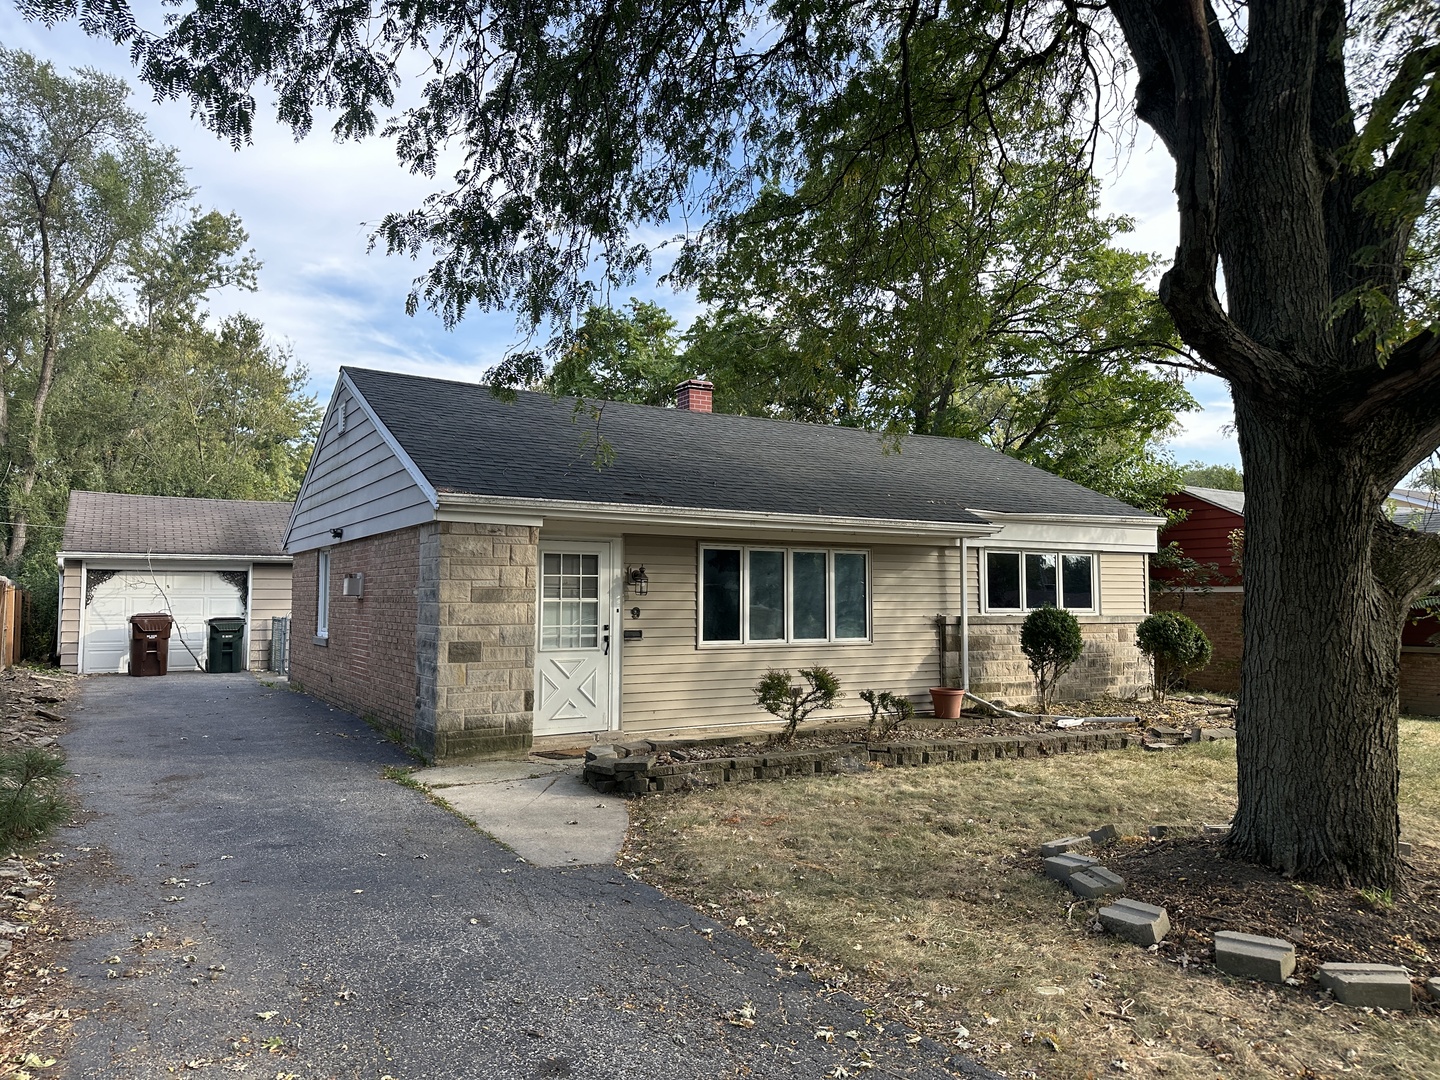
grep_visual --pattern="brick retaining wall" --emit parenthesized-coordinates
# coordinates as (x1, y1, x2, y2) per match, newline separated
(585, 730, 1142, 794)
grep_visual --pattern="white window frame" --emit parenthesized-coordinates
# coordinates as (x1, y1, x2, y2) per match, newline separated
(697, 544, 872, 646)
(981, 549, 1098, 615)
(316, 549, 331, 640)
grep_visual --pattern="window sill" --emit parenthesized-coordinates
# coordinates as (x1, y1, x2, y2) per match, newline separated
(697, 638, 873, 649)
(313, 635, 329, 647)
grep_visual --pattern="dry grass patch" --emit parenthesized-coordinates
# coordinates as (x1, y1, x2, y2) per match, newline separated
(625, 719, 1440, 1079)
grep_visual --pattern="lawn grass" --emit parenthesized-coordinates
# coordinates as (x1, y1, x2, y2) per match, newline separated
(626, 718, 1440, 1079)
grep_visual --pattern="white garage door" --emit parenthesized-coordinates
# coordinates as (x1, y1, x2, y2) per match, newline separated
(82, 570, 246, 674)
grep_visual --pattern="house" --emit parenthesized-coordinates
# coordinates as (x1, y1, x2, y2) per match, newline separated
(284, 369, 1162, 760)
(1155, 485, 1440, 713)
(58, 491, 294, 673)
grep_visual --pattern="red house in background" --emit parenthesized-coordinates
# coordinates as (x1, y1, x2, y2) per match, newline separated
(1155, 486, 1440, 714)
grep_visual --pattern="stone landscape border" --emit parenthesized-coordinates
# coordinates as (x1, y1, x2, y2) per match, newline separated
(582, 729, 1142, 794)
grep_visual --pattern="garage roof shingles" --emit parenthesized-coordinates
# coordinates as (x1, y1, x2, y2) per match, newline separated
(62, 492, 292, 557)
(344, 368, 1151, 524)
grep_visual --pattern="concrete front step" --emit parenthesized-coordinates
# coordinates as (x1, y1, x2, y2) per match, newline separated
(1315, 963, 1414, 1010)
(1214, 931, 1296, 983)
(1098, 899, 1170, 946)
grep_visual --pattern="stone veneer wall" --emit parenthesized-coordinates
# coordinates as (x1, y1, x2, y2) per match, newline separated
(1152, 591, 1243, 694)
(414, 521, 539, 760)
(289, 529, 422, 740)
(962, 616, 1150, 704)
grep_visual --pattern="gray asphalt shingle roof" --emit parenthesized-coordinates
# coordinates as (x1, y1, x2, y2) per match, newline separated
(344, 367, 1153, 525)
(61, 491, 292, 557)
(1185, 486, 1247, 515)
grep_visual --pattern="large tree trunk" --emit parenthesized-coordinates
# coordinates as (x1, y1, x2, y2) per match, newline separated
(1228, 393, 1404, 884)
(1108, 0, 1440, 887)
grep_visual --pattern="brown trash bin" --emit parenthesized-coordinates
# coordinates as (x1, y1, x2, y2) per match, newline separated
(129, 612, 173, 677)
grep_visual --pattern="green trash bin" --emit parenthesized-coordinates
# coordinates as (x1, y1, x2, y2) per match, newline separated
(207, 617, 247, 673)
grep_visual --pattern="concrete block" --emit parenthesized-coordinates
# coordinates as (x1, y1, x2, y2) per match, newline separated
(1039, 835, 1092, 857)
(1214, 932, 1296, 983)
(1088, 824, 1119, 845)
(1425, 976, 1440, 1002)
(1315, 963, 1414, 1010)
(585, 745, 616, 762)
(1202, 824, 1231, 837)
(1068, 867, 1125, 899)
(1148, 725, 1187, 740)
(1098, 899, 1170, 946)
(1399, 841, 1413, 858)
(1148, 825, 1177, 838)
(1043, 853, 1100, 881)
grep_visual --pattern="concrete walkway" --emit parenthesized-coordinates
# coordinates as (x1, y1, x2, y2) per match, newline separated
(55, 674, 990, 1079)
(413, 758, 627, 867)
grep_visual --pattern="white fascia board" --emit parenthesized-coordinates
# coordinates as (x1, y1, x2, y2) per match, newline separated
(969, 510, 1163, 553)
(436, 492, 1000, 539)
(58, 552, 293, 565)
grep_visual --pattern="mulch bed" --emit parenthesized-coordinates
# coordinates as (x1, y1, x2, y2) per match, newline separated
(1086, 836, 1440, 987)
(652, 695, 1234, 765)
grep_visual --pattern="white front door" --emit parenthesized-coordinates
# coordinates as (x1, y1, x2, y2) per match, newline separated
(534, 542, 618, 736)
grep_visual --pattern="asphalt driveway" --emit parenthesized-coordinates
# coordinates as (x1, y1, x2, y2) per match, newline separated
(55, 674, 987, 1078)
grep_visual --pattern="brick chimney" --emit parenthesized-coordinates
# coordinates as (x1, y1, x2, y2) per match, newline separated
(674, 378, 714, 413)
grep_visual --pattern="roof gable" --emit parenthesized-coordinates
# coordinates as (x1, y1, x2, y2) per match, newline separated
(61, 491, 292, 557)
(341, 367, 1153, 526)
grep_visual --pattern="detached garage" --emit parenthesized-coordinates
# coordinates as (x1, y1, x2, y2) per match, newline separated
(57, 491, 293, 674)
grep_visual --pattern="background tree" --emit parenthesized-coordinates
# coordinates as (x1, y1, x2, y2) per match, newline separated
(33, 0, 1440, 886)
(544, 300, 685, 406)
(0, 46, 187, 563)
(1179, 462, 1244, 491)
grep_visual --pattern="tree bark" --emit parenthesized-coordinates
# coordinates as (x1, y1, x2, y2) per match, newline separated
(1227, 393, 1404, 884)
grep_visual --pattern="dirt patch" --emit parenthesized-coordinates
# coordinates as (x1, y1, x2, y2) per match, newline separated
(1094, 836, 1440, 984)
(0, 668, 83, 1079)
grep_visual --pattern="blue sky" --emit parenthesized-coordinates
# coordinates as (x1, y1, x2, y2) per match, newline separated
(1, 10, 1240, 468)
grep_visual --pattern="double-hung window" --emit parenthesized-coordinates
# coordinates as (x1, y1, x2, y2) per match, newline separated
(700, 546, 869, 644)
(984, 550, 1095, 613)
(316, 549, 331, 639)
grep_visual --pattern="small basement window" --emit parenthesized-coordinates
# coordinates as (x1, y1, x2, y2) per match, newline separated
(984, 550, 1096, 613)
(700, 545, 869, 645)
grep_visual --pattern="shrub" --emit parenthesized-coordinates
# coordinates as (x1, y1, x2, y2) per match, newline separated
(0, 748, 69, 848)
(1136, 611, 1214, 699)
(859, 689, 916, 738)
(1019, 605, 1084, 713)
(754, 666, 842, 742)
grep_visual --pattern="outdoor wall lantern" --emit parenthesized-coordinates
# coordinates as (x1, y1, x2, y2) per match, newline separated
(626, 565, 649, 596)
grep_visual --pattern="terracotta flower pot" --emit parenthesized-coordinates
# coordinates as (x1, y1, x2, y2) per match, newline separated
(929, 687, 966, 720)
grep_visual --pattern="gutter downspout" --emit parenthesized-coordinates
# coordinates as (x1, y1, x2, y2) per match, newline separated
(959, 537, 970, 691)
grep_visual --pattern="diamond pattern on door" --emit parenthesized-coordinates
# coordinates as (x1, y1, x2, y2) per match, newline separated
(538, 657, 601, 724)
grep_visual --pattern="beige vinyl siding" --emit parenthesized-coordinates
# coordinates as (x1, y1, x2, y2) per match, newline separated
(248, 562, 293, 670)
(1099, 552, 1148, 616)
(288, 385, 433, 551)
(618, 534, 962, 733)
(58, 562, 83, 672)
(965, 545, 982, 615)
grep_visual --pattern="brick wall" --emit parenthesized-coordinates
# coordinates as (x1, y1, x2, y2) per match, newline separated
(1401, 650, 1440, 715)
(289, 528, 422, 741)
(961, 616, 1150, 705)
(415, 521, 539, 760)
(1153, 590, 1244, 694)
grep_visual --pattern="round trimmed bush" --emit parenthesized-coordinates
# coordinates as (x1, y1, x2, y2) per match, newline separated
(1136, 611, 1213, 698)
(1019, 605, 1084, 712)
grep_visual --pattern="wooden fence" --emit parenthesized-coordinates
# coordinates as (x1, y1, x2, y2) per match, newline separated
(0, 578, 26, 667)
